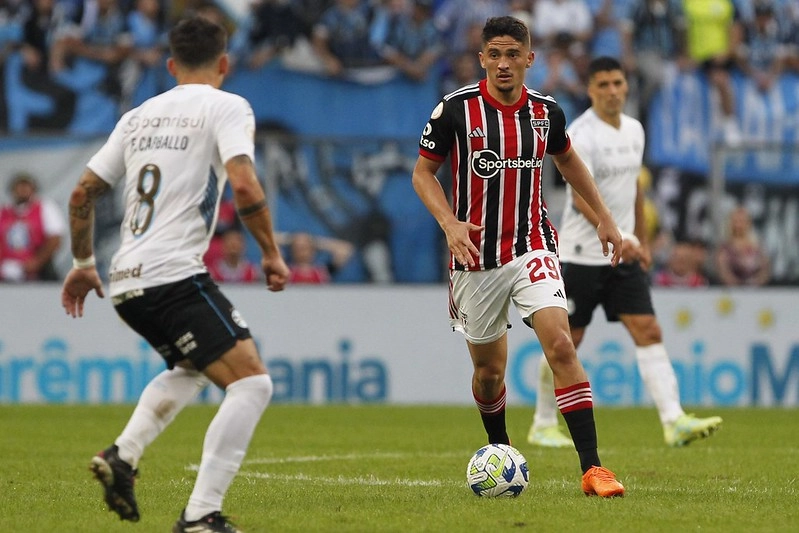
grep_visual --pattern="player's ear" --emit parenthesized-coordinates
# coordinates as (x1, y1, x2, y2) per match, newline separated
(166, 57, 177, 77)
(527, 51, 534, 68)
(219, 53, 230, 76)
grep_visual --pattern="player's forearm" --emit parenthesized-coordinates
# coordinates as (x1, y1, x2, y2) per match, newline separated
(570, 190, 600, 227)
(412, 172, 458, 231)
(68, 171, 107, 259)
(227, 155, 280, 256)
(238, 202, 281, 258)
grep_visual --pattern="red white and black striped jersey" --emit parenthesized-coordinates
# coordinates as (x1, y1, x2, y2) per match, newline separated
(419, 79, 570, 271)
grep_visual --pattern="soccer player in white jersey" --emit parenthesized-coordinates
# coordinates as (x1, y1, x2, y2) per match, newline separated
(527, 56, 723, 449)
(61, 17, 289, 533)
(413, 16, 625, 497)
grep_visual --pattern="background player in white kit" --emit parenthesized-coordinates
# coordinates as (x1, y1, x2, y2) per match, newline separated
(61, 17, 289, 533)
(527, 56, 723, 449)
(413, 17, 625, 497)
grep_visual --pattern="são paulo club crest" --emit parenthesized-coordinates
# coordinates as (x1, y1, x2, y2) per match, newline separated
(531, 119, 549, 143)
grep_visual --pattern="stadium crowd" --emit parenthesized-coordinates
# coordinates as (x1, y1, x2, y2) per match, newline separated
(1, 0, 792, 284)
(2, 0, 799, 130)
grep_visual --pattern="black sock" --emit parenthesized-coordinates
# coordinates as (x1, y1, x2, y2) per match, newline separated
(479, 410, 510, 444)
(556, 381, 600, 473)
(474, 386, 509, 444)
(562, 408, 600, 473)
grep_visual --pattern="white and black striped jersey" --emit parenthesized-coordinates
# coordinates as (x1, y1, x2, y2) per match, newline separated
(419, 79, 570, 271)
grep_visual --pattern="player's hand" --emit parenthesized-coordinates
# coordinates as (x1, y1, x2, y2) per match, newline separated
(443, 220, 484, 268)
(620, 238, 641, 265)
(261, 255, 290, 292)
(596, 219, 623, 267)
(61, 267, 105, 318)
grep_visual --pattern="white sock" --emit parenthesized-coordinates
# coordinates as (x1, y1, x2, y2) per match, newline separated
(184, 374, 273, 521)
(115, 367, 210, 468)
(635, 343, 685, 425)
(532, 355, 559, 429)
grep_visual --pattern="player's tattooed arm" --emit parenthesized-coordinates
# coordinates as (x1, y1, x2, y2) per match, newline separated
(227, 154, 268, 218)
(68, 169, 110, 259)
(69, 170, 110, 220)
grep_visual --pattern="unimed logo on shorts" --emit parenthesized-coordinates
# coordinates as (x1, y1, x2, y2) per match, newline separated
(470, 150, 543, 180)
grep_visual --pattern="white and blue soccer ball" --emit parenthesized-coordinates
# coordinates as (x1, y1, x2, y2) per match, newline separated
(466, 443, 529, 497)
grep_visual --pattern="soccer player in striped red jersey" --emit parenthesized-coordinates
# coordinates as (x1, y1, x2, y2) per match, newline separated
(412, 16, 625, 497)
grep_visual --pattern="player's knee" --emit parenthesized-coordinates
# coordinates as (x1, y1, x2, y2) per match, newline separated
(633, 317, 662, 345)
(228, 373, 273, 410)
(544, 332, 577, 368)
(473, 362, 506, 394)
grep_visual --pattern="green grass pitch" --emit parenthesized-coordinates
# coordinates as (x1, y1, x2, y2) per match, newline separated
(1, 405, 797, 532)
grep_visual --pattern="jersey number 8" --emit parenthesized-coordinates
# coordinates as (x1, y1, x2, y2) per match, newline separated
(131, 164, 161, 236)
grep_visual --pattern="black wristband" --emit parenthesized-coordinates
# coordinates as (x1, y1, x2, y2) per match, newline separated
(237, 200, 267, 218)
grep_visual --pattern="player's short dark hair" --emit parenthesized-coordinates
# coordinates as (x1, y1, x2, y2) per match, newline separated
(588, 56, 624, 78)
(482, 16, 530, 48)
(169, 16, 227, 69)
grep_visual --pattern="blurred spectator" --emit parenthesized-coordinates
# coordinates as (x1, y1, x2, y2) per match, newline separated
(621, 0, 686, 121)
(278, 231, 355, 283)
(440, 49, 480, 94)
(735, 0, 786, 94)
(1, 0, 27, 130)
(652, 240, 709, 287)
(311, 0, 385, 78)
(781, 0, 799, 73)
(434, 0, 508, 56)
(715, 205, 771, 286)
(371, 0, 443, 82)
(532, 0, 593, 78)
(586, 0, 631, 60)
(293, 0, 335, 38)
(123, 0, 167, 109)
(682, 0, 744, 145)
(207, 228, 262, 283)
(0, 172, 65, 281)
(49, 0, 133, 103)
(0, 0, 25, 49)
(191, 0, 249, 69)
(509, 0, 534, 29)
(525, 32, 586, 120)
(17, 0, 77, 129)
(245, 0, 304, 70)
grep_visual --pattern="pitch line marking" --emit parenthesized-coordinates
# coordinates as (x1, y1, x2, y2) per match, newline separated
(244, 450, 465, 465)
(185, 450, 468, 489)
(239, 471, 463, 488)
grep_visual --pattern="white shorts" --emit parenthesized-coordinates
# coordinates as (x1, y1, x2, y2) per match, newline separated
(448, 250, 568, 345)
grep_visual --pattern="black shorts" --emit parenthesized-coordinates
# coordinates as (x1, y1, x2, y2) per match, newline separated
(113, 273, 251, 371)
(562, 262, 655, 328)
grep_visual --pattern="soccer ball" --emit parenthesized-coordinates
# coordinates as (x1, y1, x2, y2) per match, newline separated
(466, 443, 529, 497)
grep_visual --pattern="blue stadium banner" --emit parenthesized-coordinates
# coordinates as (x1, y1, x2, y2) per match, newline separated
(648, 72, 799, 184)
